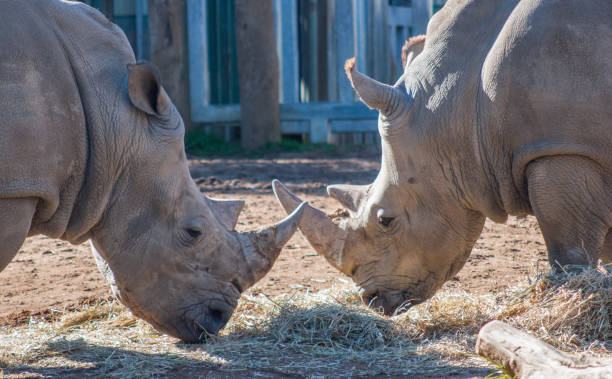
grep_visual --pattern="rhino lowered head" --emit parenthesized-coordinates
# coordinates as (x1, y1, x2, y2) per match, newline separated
(91, 199, 305, 342)
(272, 56, 485, 316)
(87, 62, 306, 343)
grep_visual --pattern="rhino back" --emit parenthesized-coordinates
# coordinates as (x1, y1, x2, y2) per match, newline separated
(0, 0, 135, 241)
(478, 0, 612, 214)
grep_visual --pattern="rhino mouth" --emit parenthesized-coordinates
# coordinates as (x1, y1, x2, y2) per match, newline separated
(359, 287, 421, 316)
(179, 299, 235, 343)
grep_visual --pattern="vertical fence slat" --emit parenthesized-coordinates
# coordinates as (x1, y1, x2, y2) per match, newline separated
(326, 0, 337, 101)
(334, 0, 354, 103)
(135, 0, 144, 60)
(186, 0, 210, 114)
(354, 0, 367, 79)
(310, 117, 329, 143)
(412, 0, 433, 35)
(275, 0, 299, 104)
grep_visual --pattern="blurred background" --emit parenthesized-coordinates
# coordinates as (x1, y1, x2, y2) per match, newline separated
(79, 0, 446, 150)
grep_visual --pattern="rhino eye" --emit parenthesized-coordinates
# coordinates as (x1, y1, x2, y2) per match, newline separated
(185, 228, 202, 240)
(376, 208, 395, 228)
(378, 216, 395, 227)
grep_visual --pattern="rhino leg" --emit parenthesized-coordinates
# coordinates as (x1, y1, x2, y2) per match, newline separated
(0, 198, 37, 272)
(526, 156, 612, 269)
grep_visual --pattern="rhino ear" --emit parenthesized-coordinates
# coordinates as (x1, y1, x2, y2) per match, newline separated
(209, 198, 245, 231)
(127, 62, 171, 118)
(327, 184, 369, 213)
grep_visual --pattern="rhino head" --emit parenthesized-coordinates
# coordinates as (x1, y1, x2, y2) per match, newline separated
(273, 57, 487, 315)
(87, 62, 305, 342)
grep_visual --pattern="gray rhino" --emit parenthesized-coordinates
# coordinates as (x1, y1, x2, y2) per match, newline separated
(274, 0, 612, 315)
(0, 0, 304, 342)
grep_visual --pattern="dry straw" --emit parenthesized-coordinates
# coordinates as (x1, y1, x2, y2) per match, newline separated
(1, 265, 610, 377)
(498, 265, 611, 351)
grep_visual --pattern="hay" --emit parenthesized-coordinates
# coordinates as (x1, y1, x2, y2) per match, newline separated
(61, 301, 117, 329)
(265, 303, 400, 350)
(1, 265, 610, 377)
(498, 265, 611, 351)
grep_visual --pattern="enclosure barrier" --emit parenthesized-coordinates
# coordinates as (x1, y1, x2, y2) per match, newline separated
(186, 0, 437, 143)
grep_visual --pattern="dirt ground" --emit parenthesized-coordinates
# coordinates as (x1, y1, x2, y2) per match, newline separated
(0, 152, 550, 328)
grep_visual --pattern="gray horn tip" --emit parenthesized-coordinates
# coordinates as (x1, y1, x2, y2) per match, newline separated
(272, 179, 303, 212)
(274, 201, 307, 247)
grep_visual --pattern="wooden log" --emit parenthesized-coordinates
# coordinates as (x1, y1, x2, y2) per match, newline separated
(476, 321, 612, 379)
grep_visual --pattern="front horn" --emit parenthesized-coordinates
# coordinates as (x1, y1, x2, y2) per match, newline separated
(272, 180, 347, 272)
(238, 201, 307, 288)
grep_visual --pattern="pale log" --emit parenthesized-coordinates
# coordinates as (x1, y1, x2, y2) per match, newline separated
(476, 321, 612, 379)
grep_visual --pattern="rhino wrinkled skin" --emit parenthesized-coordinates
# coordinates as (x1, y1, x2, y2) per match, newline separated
(275, 0, 612, 315)
(0, 0, 305, 342)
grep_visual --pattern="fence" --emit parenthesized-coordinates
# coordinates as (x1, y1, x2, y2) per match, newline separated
(187, 0, 436, 143)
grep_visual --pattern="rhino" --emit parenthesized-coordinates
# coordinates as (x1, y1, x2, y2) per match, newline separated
(0, 0, 305, 342)
(274, 0, 612, 315)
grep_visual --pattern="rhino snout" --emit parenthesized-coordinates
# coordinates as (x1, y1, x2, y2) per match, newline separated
(359, 288, 415, 316)
(193, 307, 232, 339)
(181, 301, 234, 343)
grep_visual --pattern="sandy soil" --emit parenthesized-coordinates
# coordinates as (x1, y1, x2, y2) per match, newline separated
(0, 153, 549, 327)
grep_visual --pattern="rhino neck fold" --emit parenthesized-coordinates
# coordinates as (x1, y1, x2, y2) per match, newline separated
(44, 5, 137, 244)
(402, 0, 520, 223)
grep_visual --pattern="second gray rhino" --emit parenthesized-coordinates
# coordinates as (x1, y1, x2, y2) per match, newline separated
(274, 0, 612, 315)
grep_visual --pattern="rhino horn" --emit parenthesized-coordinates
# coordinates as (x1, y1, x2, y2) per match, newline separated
(327, 184, 368, 213)
(209, 198, 244, 230)
(345, 57, 409, 120)
(272, 180, 347, 272)
(239, 201, 307, 288)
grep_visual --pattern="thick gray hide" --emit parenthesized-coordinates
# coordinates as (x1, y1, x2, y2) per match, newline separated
(275, 0, 612, 315)
(0, 0, 304, 342)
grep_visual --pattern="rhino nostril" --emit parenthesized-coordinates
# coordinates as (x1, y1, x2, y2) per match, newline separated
(210, 308, 224, 323)
(209, 307, 231, 330)
(231, 279, 243, 293)
(208, 308, 229, 333)
(190, 307, 232, 342)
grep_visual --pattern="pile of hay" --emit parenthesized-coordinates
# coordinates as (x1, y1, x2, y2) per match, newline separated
(498, 265, 611, 351)
(1, 265, 610, 377)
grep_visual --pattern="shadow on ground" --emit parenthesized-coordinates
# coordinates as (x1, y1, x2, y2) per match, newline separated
(4, 306, 495, 378)
(189, 156, 381, 195)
